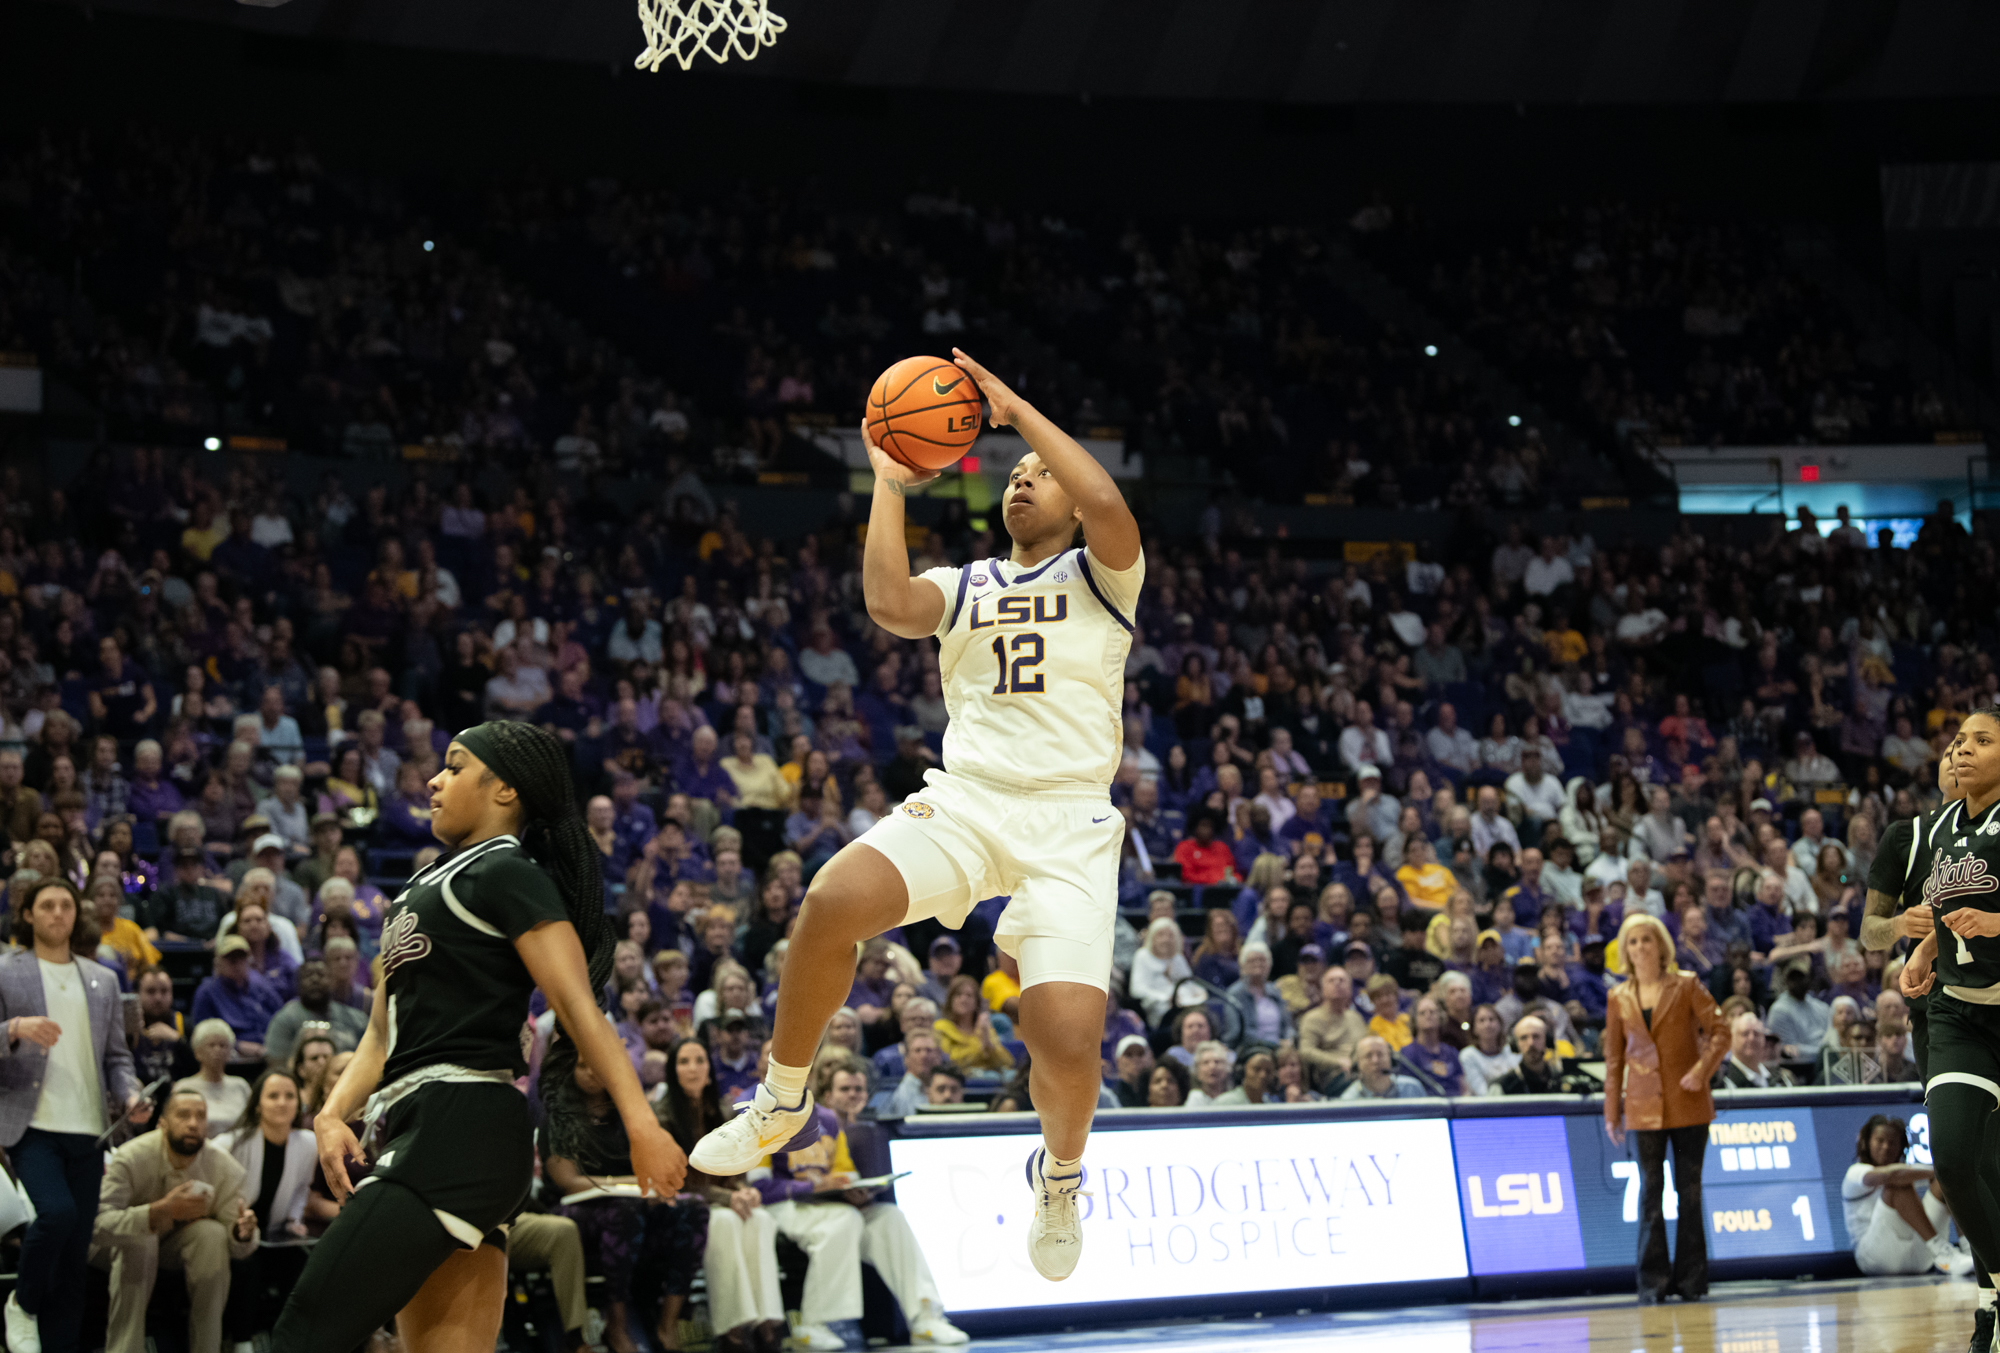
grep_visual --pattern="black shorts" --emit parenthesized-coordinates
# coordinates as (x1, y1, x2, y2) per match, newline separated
(1911, 989, 1929, 1084)
(360, 1080, 533, 1250)
(1923, 991, 2000, 1104)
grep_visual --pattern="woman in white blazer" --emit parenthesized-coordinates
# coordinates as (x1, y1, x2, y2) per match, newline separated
(225, 1068, 317, 1343)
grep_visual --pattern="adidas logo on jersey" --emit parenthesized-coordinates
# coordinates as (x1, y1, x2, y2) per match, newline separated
(1958, 838, 1970, 847)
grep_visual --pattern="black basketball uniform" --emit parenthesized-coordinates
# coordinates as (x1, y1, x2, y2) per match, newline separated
(1869, 813, 1927, 1078)
(271, 833, 571, 1353)
(362, 832, 569, 1245)
(1913, 796, 2000, 1294)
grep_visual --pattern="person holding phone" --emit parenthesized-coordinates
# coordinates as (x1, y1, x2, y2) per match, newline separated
(93, 1088, 260, 1353)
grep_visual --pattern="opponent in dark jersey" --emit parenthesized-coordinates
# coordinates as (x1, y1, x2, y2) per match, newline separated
(271, 722, 685, 1353)
(1902, 710, 2000, 1341)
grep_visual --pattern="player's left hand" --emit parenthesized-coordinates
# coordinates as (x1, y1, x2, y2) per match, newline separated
(629, 1118, 689, 1199)
(950, 348, 1023, 427)
(1941, 908, 2000, 940)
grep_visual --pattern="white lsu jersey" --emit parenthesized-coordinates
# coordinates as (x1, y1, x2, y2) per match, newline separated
(915, 545, 1143, 791)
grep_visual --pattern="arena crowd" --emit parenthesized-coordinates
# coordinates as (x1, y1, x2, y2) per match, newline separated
(0, 127, 1991, 1353)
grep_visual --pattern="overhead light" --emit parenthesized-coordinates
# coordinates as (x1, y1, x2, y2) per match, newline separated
(1424, 345, 1438, 357)
(203, 436, 222, 451)
(1507, 416, 1522, 427)
(423, 240, 435, 252)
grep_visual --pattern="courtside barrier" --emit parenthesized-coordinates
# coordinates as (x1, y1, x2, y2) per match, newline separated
(881, 1085, 1925, 1331)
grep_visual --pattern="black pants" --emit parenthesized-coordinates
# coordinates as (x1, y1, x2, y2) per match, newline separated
(12, 1129, 104, 1353)
(1633, 1125, 1708, 1300)
(1923, 993, 2000, 1287)
(226, 1245, 309, 1341)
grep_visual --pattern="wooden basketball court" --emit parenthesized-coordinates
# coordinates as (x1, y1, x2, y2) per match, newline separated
(956, 1277, 1981, 1353)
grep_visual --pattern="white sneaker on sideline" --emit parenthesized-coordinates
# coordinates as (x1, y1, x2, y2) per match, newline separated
(1025, 1147, 1087, 1281)
(5, 1292, 39, 1353)
(909, 1302, 969, 1344)
(1932, 1234, 1976, 1277)
(790, 1323, 845, 1351)
(689, 1085, 816, 1176)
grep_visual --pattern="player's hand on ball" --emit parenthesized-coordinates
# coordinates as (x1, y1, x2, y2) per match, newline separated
(950, 348, 1022, 427)
(861, 420, 939, 488)
(630, 1119, 689, 1199)
(1942, 908, 2000, 940)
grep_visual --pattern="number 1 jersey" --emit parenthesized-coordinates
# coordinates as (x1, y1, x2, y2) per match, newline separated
(917, 545, 1143, 793)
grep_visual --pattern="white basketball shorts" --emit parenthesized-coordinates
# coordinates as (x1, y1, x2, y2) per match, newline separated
(1853, 1189, 1950, 1276)
(853, 767, 1123, 992)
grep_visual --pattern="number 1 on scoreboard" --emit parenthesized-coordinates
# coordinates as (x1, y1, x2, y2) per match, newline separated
(1791, 1194, 1815, 1241)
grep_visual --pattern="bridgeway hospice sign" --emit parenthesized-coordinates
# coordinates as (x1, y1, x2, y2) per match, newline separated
(887, 1120, 1468, 1310)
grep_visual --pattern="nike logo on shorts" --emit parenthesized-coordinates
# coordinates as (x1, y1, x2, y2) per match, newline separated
(1092, 815, 1111, 823)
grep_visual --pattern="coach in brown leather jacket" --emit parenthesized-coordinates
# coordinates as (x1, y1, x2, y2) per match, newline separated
(1603, 913, 1729, 1306)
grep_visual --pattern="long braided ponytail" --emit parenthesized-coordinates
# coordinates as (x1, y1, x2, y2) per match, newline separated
(456, 720, 615, 1159)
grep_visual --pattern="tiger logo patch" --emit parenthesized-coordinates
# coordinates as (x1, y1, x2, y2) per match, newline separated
(901, 802, 937, 820)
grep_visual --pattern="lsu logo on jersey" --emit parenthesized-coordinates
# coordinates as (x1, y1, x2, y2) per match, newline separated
(969, 594, 1068, 629)
(380, 908, 433, 978)
(901, 802, 936, 820)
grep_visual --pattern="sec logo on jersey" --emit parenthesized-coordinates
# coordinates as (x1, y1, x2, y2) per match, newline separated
(901, 802, 936, 819)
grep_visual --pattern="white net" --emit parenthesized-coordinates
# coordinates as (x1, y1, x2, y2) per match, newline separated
(634, 0, 787, 72)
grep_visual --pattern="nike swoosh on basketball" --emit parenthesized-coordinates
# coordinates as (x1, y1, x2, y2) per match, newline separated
(932, 375, 967, 396)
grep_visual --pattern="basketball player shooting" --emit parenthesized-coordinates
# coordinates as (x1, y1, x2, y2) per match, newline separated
(691, 347, 1142, 1282)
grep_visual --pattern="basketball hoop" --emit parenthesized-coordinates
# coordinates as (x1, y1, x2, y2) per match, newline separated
(634, 0, 786, 72)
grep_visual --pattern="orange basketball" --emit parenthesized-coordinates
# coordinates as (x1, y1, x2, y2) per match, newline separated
(866, 355, 984, 471)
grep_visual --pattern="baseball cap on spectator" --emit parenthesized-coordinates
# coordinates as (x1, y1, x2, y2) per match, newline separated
(719, 1010, 752, 1030)
(311, 812, 341, 829)
(1173, 613, 1194, 629)
(1343, 940, 1372, 959)
(1146, 889, 1176, 908)
(1749, 799, 1775, 815)
(252, 833, 289, 856)
(216, 935, 251, 957)
(1514, 954, 1538, 969)
(1581, 875, 1604, 894)
(1357, 765, 1382, 783)
(238, 814, 271, 837)
(1297, 943, 1325, 965)
(1783, 956, 1813, 977)
(1667, 845, 1690, 860)
(1115, 1035, 1149, 1058)
(929, 935, 960, 956)
(1476, 928, 1502, 950)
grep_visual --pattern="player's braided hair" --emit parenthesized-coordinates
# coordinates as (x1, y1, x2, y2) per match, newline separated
(457, 719, 613, 1159)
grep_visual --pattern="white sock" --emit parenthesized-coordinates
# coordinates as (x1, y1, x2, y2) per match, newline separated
(1046, 1151, 1082, 1175)
(763, 1058, 811, 1107)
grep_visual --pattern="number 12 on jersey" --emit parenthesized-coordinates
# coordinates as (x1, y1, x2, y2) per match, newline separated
(991, 632, 1046, 694)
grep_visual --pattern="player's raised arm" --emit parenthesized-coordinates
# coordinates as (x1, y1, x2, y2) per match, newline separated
(860, 420, 948, 640)
(953, 347, 1140, 571)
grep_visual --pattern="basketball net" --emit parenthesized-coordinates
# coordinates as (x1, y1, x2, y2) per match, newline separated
(634, 0, 786, 71)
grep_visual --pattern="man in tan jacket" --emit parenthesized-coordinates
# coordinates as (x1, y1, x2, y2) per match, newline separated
(1297, 967, 1368, 1092)
(92, 1088, 259, 1353)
